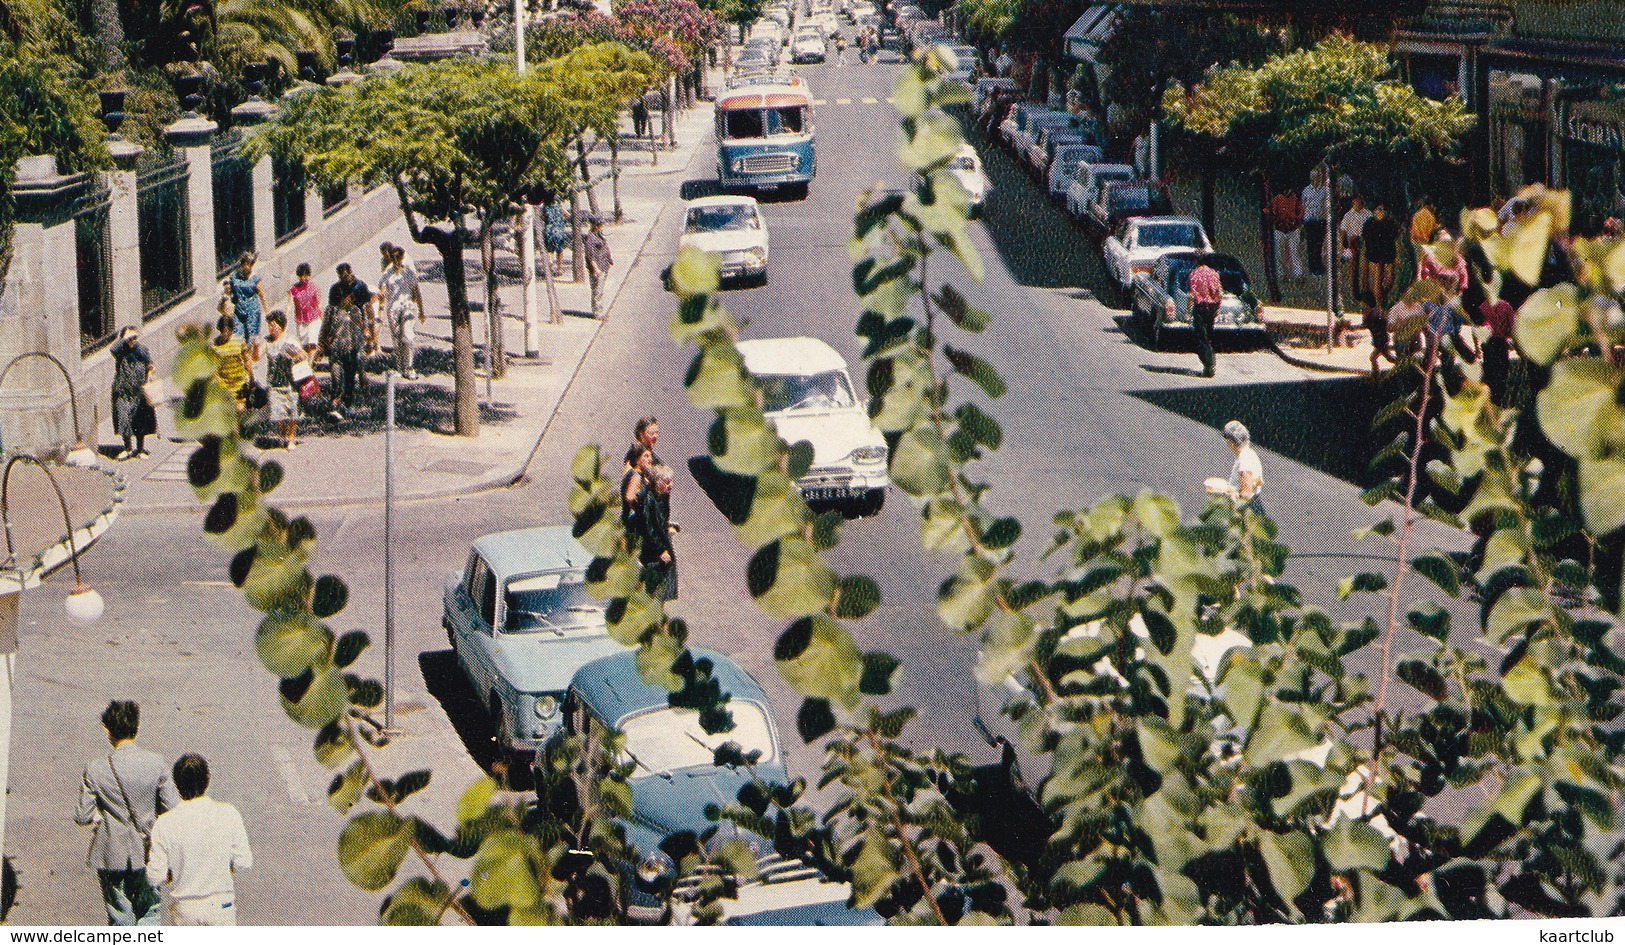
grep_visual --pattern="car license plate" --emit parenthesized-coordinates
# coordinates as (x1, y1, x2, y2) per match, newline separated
(805, 486, 852, 500)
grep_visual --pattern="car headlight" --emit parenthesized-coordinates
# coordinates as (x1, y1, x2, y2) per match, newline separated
(637, 851, 675, 886)
(849, 445, 887, 463)
(746, 247, 766, 262)
(533, 694, 559, 720)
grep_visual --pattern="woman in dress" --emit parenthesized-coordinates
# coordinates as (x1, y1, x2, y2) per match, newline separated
(222, 251, 269, 361)
(109, 327, 154, 459)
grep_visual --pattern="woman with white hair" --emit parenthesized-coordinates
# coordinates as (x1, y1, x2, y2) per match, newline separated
(1207, 420, 1264, 515)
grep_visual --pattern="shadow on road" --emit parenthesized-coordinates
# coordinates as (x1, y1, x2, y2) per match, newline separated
(969, 127, 1107, 293)
(419, 649, 534, 790)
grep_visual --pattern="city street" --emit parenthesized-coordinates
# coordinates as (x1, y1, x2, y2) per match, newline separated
(6, 48, 1473, 925)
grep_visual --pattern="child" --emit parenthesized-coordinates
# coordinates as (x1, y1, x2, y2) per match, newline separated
(290, 262, 324, 360)
(212, 314, 249, 407)
(264, 309, 307, 449)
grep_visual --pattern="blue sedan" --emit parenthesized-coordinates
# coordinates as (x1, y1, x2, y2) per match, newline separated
(559, 650, 882, 925)
(442, 526, 628, 773)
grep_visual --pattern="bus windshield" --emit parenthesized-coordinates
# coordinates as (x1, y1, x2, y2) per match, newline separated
(723, 106, 806, 139)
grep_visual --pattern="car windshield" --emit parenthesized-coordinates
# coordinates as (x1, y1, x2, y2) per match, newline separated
(619, 703, 777, 774)
(756, 369, 858, 411)
(504, 572, 601, 634)
(1136, 223, 1203, 248)
(686, 205, 759, 233)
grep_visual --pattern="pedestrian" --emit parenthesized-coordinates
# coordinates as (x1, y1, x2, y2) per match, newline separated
(1409, 198, 1437, 251)
(637, 464, 679, 601)
(264, 310, 304, 449)
(1423, 295, 1478, 387)
(323, 263, 372, 413)
(1364, 302, 1396, 376)
(75, 700, 180, 926)
(221, 252, 268, 362)
(1416, 229, 1468, 297)
(1301, 168, 1330, 276)
(1268, 185, 1304, 281)
(1337, 195, 1372, 303)
(539, 203, 569, 278)
(211, 314, 250, 409)
(621, 444, 654, 536)
(377, 244, 425, 379)
(835, 32, 847, 66)
(1188, 254, 1223, 378)
(641, 88, 662, 146)
(146, 754, 252, 926)
(1216, 420, 1264, 517)
(1479, 296, 1516, 406)
(583, 217, 613, 319)
(109, 327, 154, 461)
(630, 416, 663, 468)
(1362, 203, 1400, 307)
(289, 262, 324, 361)
(630, 94, 649, 139)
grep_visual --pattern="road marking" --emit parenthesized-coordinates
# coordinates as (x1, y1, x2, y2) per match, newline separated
(835, 97, 852, 105)
(813, 98, 827, 105)
(273, 745, 312, 805)
(862, 96, 879, 104)
(180, 580, 234, 588)
(885, 97, 895, 104)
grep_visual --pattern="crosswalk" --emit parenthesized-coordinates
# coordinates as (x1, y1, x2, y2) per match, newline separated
(814, 97, 894, 107)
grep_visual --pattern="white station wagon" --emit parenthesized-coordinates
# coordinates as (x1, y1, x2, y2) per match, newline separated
(678, 195, 769, 285)
(737, 337, 889, 515)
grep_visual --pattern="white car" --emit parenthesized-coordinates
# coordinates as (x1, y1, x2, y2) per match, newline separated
(941, 45, 979, 82)
(789, 29, 826, 62)
(1046, 144, 1104, 200)
(1102, 215, 1212, 293)
(946, 143, 990, 217)
(737, 337, 888, 515)
(678, 195, 769, 284)
(1065, 162, 1134, 222)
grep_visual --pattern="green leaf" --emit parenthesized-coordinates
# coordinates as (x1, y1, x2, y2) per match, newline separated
(337, 811, 415, 891)
(1409, 553, 1460, 597)
(835, 575, 882, 620)
(748, 538, 838, 618)
(1477, 527, 1531, 584)
(281, 665, 349, 729)
(1323, 820, 1391, 872)
(1136, 717, 1181, 772)
(773, 615, 864, 707)
(713, 839, 761, 880)
(1578, 457, 1625, 536)
(314, 722, 355, 768)
(1406, 604, 1451, 644)
(381, 877, 451, 926)
(333, 630, 370, 669)
(858, 650, 900, 696)
(635, 632, 685, 691)
(328, 760, 366, 813)
(890, 426, 950, 497)
(256, 612, 333, 678)
(1397, 659, 1448, 700)
(1258, 830, 1315, 904)
(1536, 357, 1623, 460)
(1057, 903, 1122, 925)
(1503, 658, 1555, 706)
(1486, 586, 1550, 643)
(942, 345, 1006, 397)
(669, 245, 721, 299)
(312, 575, 349, 618)
(796, 697, 836, 742)
(934, 284, 989, 333)
(469, 829, 541, 912)
(849, 833, 900, 909)
(1244, 703, 1319, 767)
(710, 410, 782, 477)
(1504, 210, 1555, 286)
(920, 498, 973, 555)
(1337, 572, 1388, 599)
(954, 401, 1002, 449)
(1219, 658, 1265, 730)
(937, 562, 996, 633)
(241, 544, 311, 613)
(259, 461, 284, 494)
(736, 470, 807, 550)
(570, 445, 601, 486)
(457, 776, 497, 824)
(1513, 284, 1580, 367)
(685, 344, 755, 411)
(981, 516, 1021, 549)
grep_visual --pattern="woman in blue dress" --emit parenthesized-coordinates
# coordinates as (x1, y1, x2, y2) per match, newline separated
(222, 251, 269, 361)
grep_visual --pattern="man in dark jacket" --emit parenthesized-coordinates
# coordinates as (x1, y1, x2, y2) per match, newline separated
(584, 218, 613, 319)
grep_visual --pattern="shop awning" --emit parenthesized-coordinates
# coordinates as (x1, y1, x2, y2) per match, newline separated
(1065, 5, 1119, 63)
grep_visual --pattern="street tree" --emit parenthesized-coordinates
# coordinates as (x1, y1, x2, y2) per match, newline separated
(1162, 34, 1473, 300)
(173, 48, 1623, 925)
(247, 59, 572, 435)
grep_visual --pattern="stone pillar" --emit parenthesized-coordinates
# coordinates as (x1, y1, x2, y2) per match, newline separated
(104, 139, 145, 337)
(233, 97, 278, 259)
(304, 184, 324, 232)
(0, 156, 89, 458)
(165, 114, 218, 301)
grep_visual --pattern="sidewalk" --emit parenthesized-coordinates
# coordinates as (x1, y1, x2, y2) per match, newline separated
(108, 90, 718, 515)
(1264, 306, 1375, 375)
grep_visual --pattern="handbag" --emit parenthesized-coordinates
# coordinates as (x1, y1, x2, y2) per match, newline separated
(291, 358, 320, 399)
(108, 754, 153, 862)
(244, 377, 269, 410)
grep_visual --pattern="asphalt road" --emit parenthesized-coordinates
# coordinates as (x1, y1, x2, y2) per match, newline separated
(6, 52, 1475, 924)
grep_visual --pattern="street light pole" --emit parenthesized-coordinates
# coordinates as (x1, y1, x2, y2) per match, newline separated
(516, 0, 542, 358)
(384, 372, 397, 733)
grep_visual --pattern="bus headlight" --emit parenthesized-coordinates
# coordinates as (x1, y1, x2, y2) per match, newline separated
(732, 158, 747, 173)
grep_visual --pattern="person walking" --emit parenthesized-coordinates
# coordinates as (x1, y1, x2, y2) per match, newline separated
(540, 202, 570, 278)
(323, 263, 373, 414)
(583, 217, 613, 319)
(1362, 203, 1400, 307)
(1479, 295, 1516, 406)
(621, 444, 654, 537)
(835, 32, 847, 66)
(637, 464, 679, 601)
(289, 262, 324, 361)
(1416, 229, 1468, 297)
(630, 416, 663, 468)
(1409, 198, 1437, 252)
(1300, 168, 1330, 277)
(109, 327, 154, 461)
(1212, 421, 1264, 516)
(1268, 186, 1304, 282)
(75, 700, 180, 926)
(641, 88, 662, 148)
(1188, 255, 1223, 378)
(222, 252, 268, 362)
(211, 315, 250, 409)
(146, 754, 251, 926)
(264, 310, 305, 449)
(377, 244, 425, 379)
(1338, 194, 1372, 303)
(1364, 302, 1397, 377)
(630, 94, 649, 139)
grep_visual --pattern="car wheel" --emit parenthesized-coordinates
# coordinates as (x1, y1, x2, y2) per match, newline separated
(1151, 314, 1163, 351)
(788, 181, 810, 200)
(859, 488, 885, 517)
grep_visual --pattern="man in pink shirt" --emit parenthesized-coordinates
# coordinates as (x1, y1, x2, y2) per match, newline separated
(1189, 256, 1223, 378)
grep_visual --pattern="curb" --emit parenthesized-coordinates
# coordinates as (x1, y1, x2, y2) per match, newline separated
(1265, 335, 1369, 376)
(0, 467, 125, 590)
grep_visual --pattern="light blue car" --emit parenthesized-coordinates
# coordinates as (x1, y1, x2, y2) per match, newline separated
(442, 526, 627, 771)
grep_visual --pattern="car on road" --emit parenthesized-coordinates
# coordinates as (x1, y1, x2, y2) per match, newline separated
(1045, 146, 1104, 201)
(941, 44, 980, 82)
(1065, 162, 1134, 222)
(970, 77, 1017, 115)
(789, 28, 826, 62)
(443, 526, 627, 775)
(736, 47, 772, 72)
(946, 143, 990, 217)
(556, 650, 882, 925)
(678, 195, 770, 285)
(1131, 251, 1265, 350)
(737, 336, 888, 515)
(998, 101, 1043, 151)
(1012, 111, 1085, 166)
(1102, 215, 1212, 295)
(1085, 178, 1173, 237)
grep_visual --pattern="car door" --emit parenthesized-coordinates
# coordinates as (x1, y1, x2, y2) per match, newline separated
(465, 559, 502, 700)
(1104, 223, 1130, 283)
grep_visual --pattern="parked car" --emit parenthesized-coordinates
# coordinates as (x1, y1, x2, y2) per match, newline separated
(1131, 251, 1264, 350)
(1028, 127, 1095, 179)
(1016, 112, 1088, 167)
(736, 48, 771, 72)
(946, 143, 990, 217)
(737, 336, 888, 515)
(555, 650, 882, 925)
(677, 195, 769, 285)
(1046, 145, 1105, 201)
(941, 44, 980, 82)
(744, 35, 781, 65)
(789, 28, 826, 62)
(1085, 178, 1173, 236)
(1065, 162, 1134, 222)
(998, 101, 1043, 151)
(1102, 215, 1212, 295)
(978, 88, 1024, 138)
(971, 77, 1018, 115)
(443, 526, 627, 775)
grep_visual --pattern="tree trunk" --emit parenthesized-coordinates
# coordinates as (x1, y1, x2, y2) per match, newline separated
(570, 189, 585, 284)
(576, 137, 601, 219)
(481, 218, 505, 380)
(610, 136, 623, 222)
(88, 0, 125, 72)
(441, 231, 479, 436)
(542, 219, 562, 324)
(1201, 162, 1216, 239)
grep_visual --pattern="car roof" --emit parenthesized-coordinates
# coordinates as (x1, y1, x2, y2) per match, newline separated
(1130, 215, 1202, 228)
(686, 195, 760, 210)
(571, 648, 769, 726)
(471, 526, 593, 577)
(736, 336, 848, 375)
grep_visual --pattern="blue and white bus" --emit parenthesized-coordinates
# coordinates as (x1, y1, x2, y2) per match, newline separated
(716, 71, 815, 197)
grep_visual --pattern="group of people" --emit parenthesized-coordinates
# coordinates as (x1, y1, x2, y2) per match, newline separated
(75, 700, 251, 926)
(620, 417, 679, 602)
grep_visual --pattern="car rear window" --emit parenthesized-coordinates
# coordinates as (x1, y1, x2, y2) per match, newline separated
(1137, 223, 1203, 247)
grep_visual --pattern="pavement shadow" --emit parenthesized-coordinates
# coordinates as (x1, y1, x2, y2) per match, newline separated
(419, 649, 534, 790)
(680, 179, 723, 201)
(970, 129, 1107, 293)
(299, 361, 519, 438)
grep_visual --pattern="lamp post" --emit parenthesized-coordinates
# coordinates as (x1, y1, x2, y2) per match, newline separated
(0, 353, 98, 468)
(0, 453, 106, 887)
(516, 0, 543, 358)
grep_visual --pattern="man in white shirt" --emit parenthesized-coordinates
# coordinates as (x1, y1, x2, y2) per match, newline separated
(1338, 194, 1373, 304)
(1222, 420, 1264, 516)
(1301, 168, 1330, 277)
(147, 754, 252, 926)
